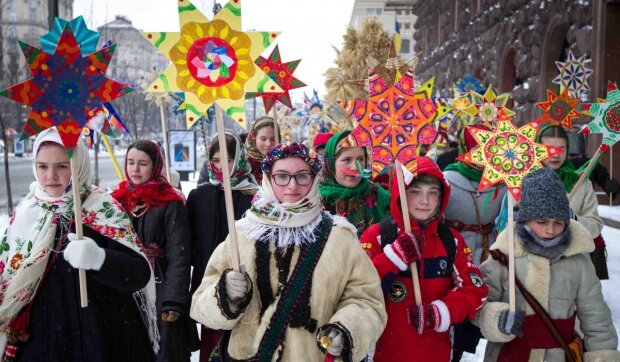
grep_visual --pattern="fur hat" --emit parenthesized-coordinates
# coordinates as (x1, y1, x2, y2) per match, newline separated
(516, 168, 571, 223)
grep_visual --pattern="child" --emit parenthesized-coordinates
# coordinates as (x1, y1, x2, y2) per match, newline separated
(245, 116, 277, 184)
(478, 168, 618, 361)
(360, 156, 488, 361)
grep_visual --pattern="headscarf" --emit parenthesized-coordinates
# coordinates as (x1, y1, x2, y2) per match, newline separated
(0, 129, 157, 347)
(536, 124, 580, 192)
(206, 132, 258, 192)
(236, 143, 326, 247)
(245, 117, 275, 183)
(112, 140, 184, 216)
(318, 130, 391, 236)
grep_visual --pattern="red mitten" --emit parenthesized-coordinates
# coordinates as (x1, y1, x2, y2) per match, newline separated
(407, 303, 441, 334)
(392, 232, 421, 264)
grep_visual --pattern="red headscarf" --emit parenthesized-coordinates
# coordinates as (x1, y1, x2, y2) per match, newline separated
(112, 140, 184, 214)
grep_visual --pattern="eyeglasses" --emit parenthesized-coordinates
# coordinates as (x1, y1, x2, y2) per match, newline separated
(271, 173, 314, 186)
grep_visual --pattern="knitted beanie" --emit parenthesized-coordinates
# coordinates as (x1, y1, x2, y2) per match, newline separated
(516, 168, 571, 223)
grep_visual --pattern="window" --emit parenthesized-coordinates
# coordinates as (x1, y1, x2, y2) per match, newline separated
(400, 39, 411, 54)
(9, 12, 17, 21)
(397, 10, 403, 15)
(405, 10, 410, 15)
(404, 23, 411, 30)
(366, 8, 382, 16)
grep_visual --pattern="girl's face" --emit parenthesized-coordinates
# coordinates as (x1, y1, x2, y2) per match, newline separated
(270, 157, 313, 204)
(406, 182, 441, 221)
(36, 143, 72, 197)
(255, 126, 276, 155)
(526, 218, 566, 240)
(334, 147, 366, 188)
(541, 136, 567, 170)
(211, 151, 234, 173)
(126, 148, 154, 185)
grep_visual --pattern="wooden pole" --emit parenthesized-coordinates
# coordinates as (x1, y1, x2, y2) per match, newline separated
(569, 145, 604, 202)
(159, 103, 171, 182)
(272, 107, 280, 144)
(101, 134, 125, 180)
(70, 156, 88, 308)
(394, 160, 422, 306)
(507, 194, 516, 312)
(215, 105, 241, 271)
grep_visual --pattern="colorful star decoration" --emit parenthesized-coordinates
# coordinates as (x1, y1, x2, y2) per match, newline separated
(457, 120, 560, 201)
(142, 0, 282, 129)
(461, 85, 515, 126)
(553, 50, 593, 98)
(0, 23, 133, 150)
(536, 89, 581, 129)
(246, 45, 306, 113)
(580, 81, 620, 153)
(340, 66, 447, 177)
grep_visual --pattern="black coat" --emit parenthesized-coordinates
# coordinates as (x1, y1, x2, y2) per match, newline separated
(131, 201, 199, 362)
(186, 184, 254, 294)
(17, 222, 154, 362)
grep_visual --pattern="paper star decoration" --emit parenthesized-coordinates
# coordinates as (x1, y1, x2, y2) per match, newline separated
(461, 85, 515, 126)
(536, 89, 581, 129)
(246, 45, 306, 113)
(457, 120, 560, 201)
(580, 81, 620, 153)
(0, 24, 133, 150)
(142, 0, 282, 129)
(553, 50, 593, 98)
(340, 66, 447, 177)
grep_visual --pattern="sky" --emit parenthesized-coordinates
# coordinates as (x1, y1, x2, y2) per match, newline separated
(71, 0, 356, 103)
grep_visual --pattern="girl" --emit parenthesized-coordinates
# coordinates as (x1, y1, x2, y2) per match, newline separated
(478, 168, 618, 361)
(0, 128, 155, 361)
(245, 116, 277, 183)
(112, 140, 198, 362)
(186, 132, 257, 361)
(190, 143, 387, 361)
(319, 130, 391, 237)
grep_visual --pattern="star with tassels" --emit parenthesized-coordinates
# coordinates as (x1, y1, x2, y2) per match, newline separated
(142, 0, 282, 129)
(580, 81, 620, 153)
(457, 120, 560, 201)
(536, 89, 581, 129)
(0, 24, 133, 150)
(461, 86, 515, 126)
(245, 45, 306, 113)
(340, 64, 448, 177)
(553, 50, 593, 98)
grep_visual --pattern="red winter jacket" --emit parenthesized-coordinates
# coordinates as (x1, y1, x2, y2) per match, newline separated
(360, 157, 488, 362)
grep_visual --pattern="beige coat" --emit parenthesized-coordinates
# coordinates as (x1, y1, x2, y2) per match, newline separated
(190, 217, 387, 361)
(569, 179, 603, 238)
(478, 221, 619, 362)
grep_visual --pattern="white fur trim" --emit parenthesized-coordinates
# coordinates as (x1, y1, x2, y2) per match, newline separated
(479, 302, 516, 343)
(332, 215, 358, 238)
(431, 300, 450, 333)
(584, 350, 620, 362)
(383, 244, 408, 271)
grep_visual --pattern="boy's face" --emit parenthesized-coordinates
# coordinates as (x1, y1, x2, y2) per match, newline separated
(405, 182, 441, 221)
(526, 218, 566, 240)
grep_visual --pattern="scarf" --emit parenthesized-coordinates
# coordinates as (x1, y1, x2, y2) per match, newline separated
(444, 161, 483, 181)
(246, 118, 275, 184)
(554, 161, 580, 193)
(516, 222, 571, 261)
(0, 129, 159, 352)
(318, 130, 390, 236)
(112, 140, 184, 214)
(207, 132, 258, 192)
(236, 173, 323, 248)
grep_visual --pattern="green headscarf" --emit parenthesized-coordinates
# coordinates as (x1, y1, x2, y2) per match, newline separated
(536, 124, 579, 192)
(318, 130, 391, 236)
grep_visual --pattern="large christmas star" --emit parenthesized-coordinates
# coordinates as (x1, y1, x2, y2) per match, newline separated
(553, 50, 593, 98)
(457, 120, 560, 201)
(340, 66, 447, 176)
(142, 0, 282, 129)
(462, 85, 515, 126)
(246, 45, 306, 113)
(536, 89, 581, 129)
(580, 81, 620, 153)
(0, 24, 133, 149)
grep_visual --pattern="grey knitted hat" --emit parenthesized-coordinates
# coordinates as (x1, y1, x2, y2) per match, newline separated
(516, 168, 571, 223)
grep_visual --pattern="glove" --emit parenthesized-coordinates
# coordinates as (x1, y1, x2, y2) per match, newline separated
(407, 303, 441, 334)
(225, 270, 249, 303)
(63, 233, 106, 271)
(318, 329, 343, 356)
(498, 309, 525, 337)
(391, 232, 421, 264)
(161, 310, 181, 322)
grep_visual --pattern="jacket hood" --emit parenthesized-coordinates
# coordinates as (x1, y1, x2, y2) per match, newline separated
(390, 156, 450, 231)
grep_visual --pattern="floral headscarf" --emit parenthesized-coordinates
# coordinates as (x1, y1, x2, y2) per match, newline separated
(245, 116, 275, 183)
(207, 132, 258, 192)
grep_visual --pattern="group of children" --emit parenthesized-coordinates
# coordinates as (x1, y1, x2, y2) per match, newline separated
(0, 117, 618, 361)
